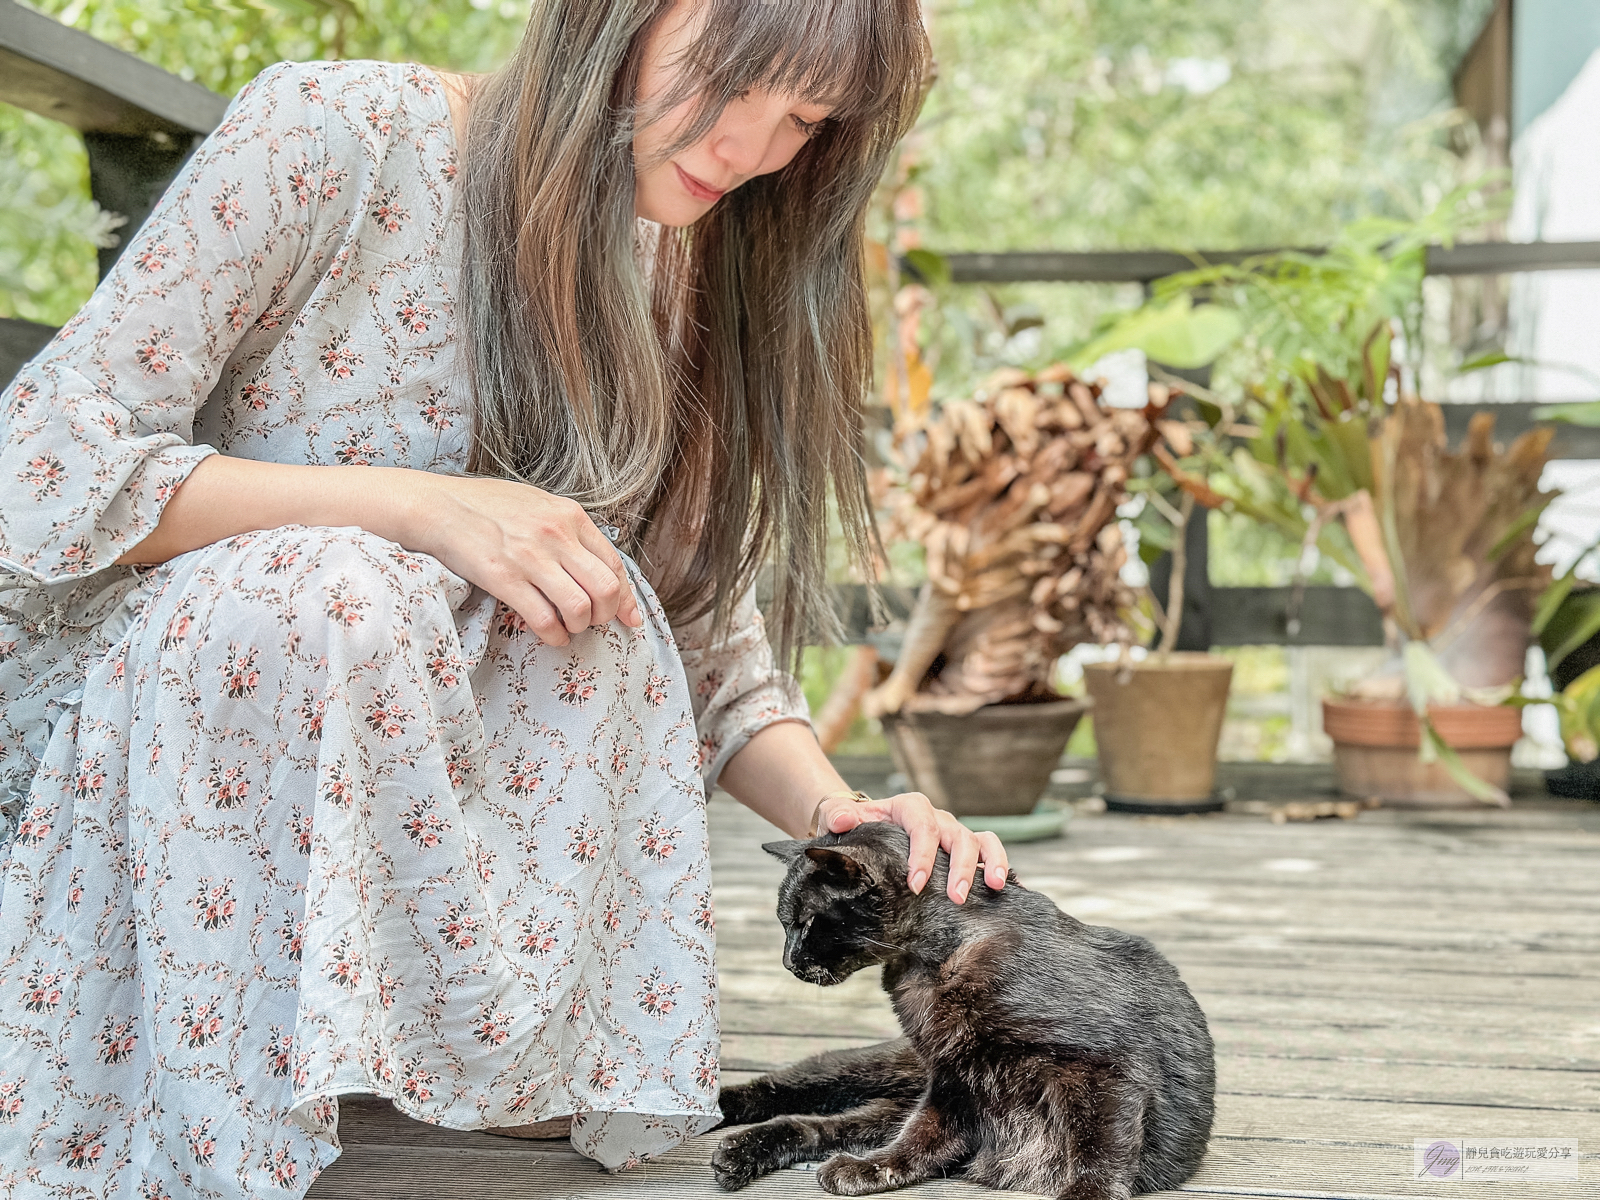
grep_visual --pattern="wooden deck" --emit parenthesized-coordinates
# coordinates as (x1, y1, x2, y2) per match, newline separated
(307, 761, 1599, 1199)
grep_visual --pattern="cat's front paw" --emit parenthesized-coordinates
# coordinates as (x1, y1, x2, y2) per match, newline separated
(817, 1153, 903, 1196)
(712, 1125, 781, 1191)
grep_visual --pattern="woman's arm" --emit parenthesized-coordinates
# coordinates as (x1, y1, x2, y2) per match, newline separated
(716, 720, 1010, 904)
(114, 455, 642, 644)
(0, 62, 322, 587)
(114, 455, 415, 564)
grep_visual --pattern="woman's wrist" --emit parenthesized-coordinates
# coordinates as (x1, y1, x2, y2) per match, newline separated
(366, 466, 445, 554)
(118, 457, 432, 567)
(716, 721, 850, 838)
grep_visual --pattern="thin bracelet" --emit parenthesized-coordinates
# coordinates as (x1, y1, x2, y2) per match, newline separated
(807, 788, 872, 838)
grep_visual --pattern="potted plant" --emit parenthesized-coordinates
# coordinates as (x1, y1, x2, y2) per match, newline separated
(1059, 316, 1244, 814)
(1153, 384, 1548, 808)
(1141, 354, 1549, 809)
(1093, 186, 1550, 806)
(863, 365, 1165, 818)
(1305, 393, 1548, 807)
(1081, 475, 1236, 815)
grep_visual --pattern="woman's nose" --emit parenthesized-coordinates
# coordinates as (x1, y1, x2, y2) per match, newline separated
(710, 124, 771, 179)
(709, 96, 792, 179)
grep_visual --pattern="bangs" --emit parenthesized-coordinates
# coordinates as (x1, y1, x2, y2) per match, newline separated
(645, 0, 928, 153)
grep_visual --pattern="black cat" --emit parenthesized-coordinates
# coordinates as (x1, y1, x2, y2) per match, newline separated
(713, 823, 1215, 1200)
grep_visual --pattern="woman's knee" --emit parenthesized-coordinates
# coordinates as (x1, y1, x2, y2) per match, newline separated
(150, 525, 466, 664)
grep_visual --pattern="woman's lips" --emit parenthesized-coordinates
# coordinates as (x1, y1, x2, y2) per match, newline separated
(674, 163, 726, 203)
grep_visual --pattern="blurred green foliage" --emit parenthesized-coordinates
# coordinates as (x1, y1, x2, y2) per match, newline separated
(908, 0, 1497, 392)
(2, 0, 531, 322)
(6, 0, 1497, 337)
(0, 106, 119, 321)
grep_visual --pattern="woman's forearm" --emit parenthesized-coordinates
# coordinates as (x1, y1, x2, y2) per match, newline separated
(115, 455, 432, 566)
(715, 719, 849, 837)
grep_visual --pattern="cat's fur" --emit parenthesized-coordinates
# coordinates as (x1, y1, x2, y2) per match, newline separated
(713, 823, 1215, 1199)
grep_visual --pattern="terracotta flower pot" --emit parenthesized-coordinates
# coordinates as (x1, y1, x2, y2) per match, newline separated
(880, 699, 1090, 817)
(1322, 698, 1522, 808)
(1081, 654, 1234, 813)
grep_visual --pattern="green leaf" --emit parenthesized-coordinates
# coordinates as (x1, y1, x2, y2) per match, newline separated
(1420, 720, 1511, 806)
(1403, 641, 1460, 716)
(1458, 350, 1511, 374)
(901, 248, 952, 288)
(1360, 321, 1392, 405)
(1547, 598, 1600, 675)
(1533, 532, 1600, 638)
(1556, 664, 1600, 760)
(1487, 498, 1553, 564)
(1375, 437, 1419, 638)
(1072, 299, 1243, 371)
(1315, 417, 1375, 499)
(1585, 683, 1600, 750)
(1532, 572, 1576, 638)
(1532, 401, 1600, 427)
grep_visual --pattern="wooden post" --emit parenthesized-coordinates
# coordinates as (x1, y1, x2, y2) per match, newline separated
(84, 131, 201, 277)
(0, 0, 225, 278)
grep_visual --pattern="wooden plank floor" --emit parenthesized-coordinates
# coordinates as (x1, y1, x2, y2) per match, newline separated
(308, 761, 1600, 1199)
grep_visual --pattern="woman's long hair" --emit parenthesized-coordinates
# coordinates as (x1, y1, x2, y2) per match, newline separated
(459, 0, 929, 663)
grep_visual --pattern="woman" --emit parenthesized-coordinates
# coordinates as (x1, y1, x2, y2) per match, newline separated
(0, 0, 1010, 1194)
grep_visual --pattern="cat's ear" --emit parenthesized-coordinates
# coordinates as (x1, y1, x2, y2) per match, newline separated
(762, 840, 806, 862)
(804, 845, 866, 884)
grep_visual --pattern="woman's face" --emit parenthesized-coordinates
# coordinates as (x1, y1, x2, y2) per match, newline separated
(633, 0, 834, 227)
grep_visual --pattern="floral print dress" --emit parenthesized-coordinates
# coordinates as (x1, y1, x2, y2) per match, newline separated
(0, 60, 808, 1198)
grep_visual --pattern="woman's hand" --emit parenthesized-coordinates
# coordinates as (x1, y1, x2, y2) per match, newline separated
(408, 474, 643, 645)
(814, 791, 1009, 905)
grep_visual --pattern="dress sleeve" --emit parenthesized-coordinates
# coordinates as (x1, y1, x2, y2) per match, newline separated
(0, 61, 330, 584)
(672, 584, 813, 791)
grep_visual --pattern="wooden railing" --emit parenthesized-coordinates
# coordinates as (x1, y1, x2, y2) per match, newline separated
(935, 241, 1600, 284)
(0, 1, 1588, 649)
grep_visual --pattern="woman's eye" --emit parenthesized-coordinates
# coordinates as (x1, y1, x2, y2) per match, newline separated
(791, 114, 823, 138)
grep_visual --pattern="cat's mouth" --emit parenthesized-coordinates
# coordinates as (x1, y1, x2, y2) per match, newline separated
(792, 964, 844, 986)
(781, 921, 847, 985)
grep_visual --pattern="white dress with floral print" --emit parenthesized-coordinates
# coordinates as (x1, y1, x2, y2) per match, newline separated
(0, 60, 809, 1197)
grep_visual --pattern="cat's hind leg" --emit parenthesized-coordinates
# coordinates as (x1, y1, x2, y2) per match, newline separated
(711, 1095, 919, 1191)
(815, 1099, 976, 1197)
(1046, 1062, 1146, 1200)
(717, 1037, 923, 1126)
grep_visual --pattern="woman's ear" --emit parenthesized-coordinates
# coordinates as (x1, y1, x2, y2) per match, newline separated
(804, 845, 865, 884)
